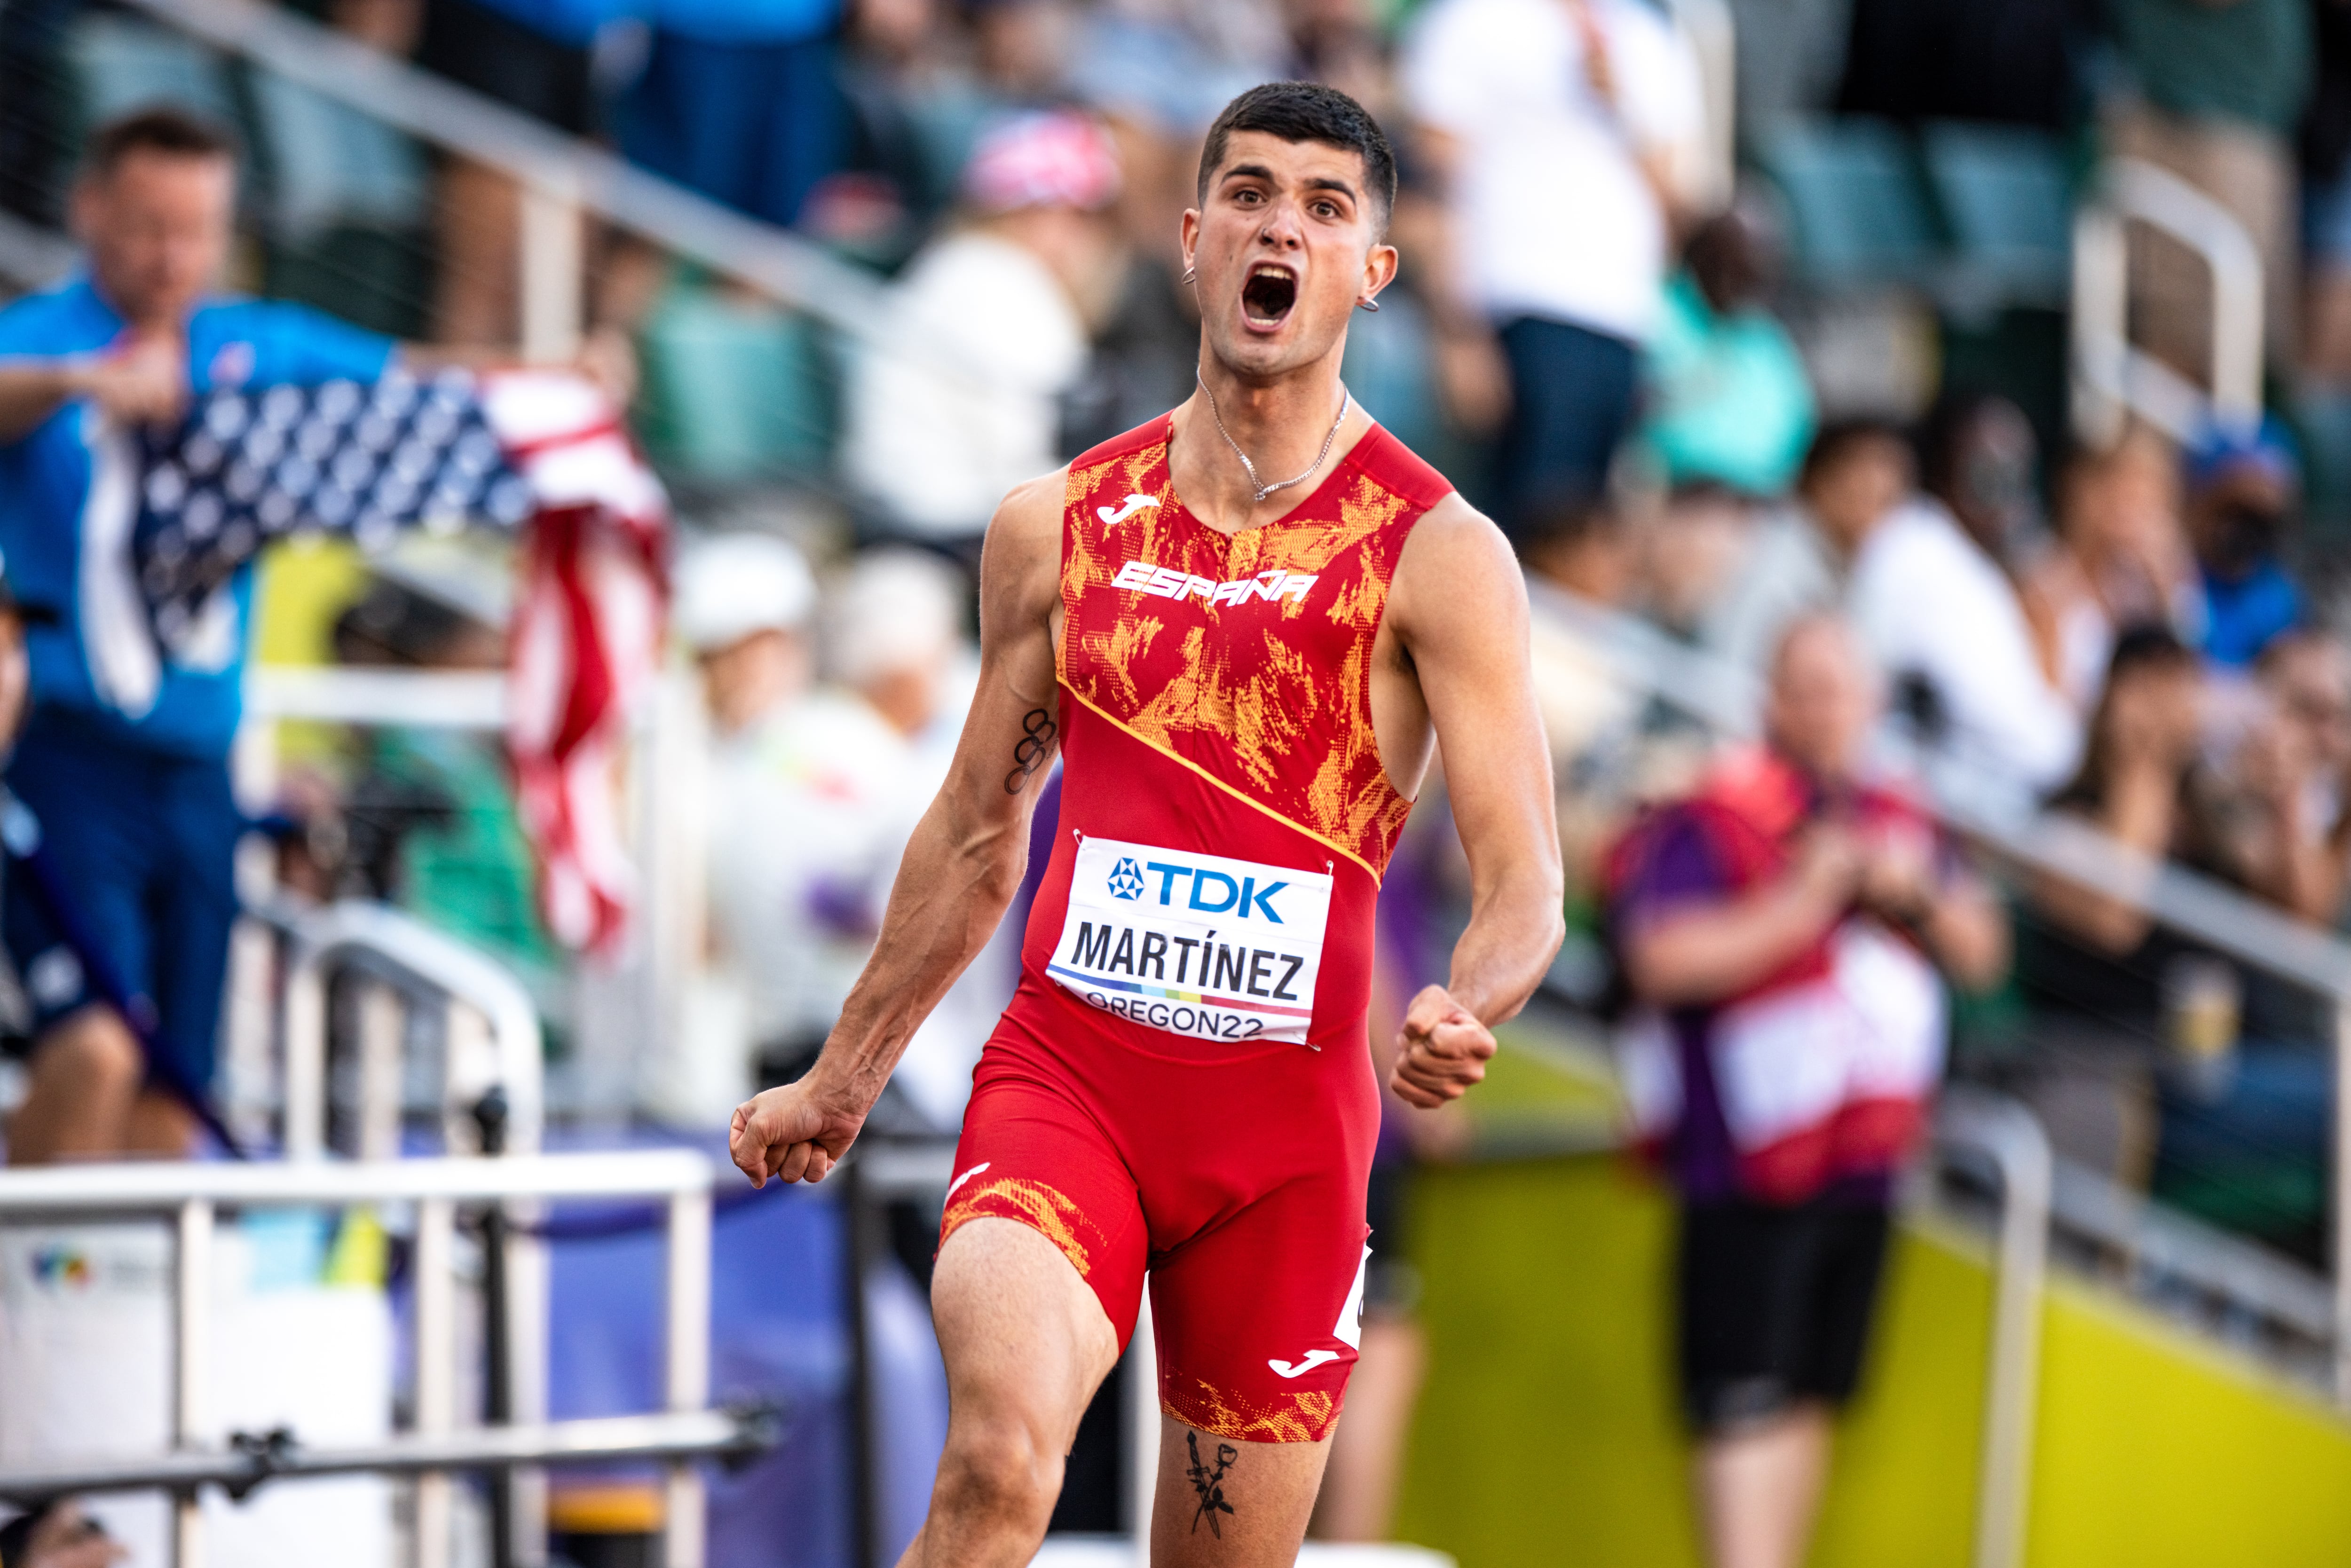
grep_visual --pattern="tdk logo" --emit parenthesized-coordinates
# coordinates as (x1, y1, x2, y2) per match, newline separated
(1110, 856, 1287, 923)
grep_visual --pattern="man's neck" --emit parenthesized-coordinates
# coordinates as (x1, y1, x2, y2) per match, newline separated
(1170, 345, 1364, 534)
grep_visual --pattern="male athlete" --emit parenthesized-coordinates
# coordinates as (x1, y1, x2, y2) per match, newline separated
(731, 82, 1563, 1565)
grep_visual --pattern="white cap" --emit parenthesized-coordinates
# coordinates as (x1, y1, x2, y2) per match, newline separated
(830, 549, 966, 688)
(673, 533, 817, 653)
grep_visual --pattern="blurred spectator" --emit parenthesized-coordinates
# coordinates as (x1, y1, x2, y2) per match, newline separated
(1835, 424, 2081, 790)
(1638, 201, 1817, 499)
(0, 110, 402, 1163)
(2102, 0, 2312, 377)
(2021, 429, 2198, 711)
(0, 1499, 125, 1568)
(842, 110, 1119, 557)
(1609, 617, 2004, 1568)
(411, 0, 614, 344)
(1284, 0, 1396, 119)
(1402, 0, 1704, 536)
(615, 0, 848, 232)
(674, 533, 915, 1086)
(1917, 393, 2042, 570)
(1522, 495, 1642, 774)
(828, 548, 1002, 1130)
(2183, 416, 2303, 668)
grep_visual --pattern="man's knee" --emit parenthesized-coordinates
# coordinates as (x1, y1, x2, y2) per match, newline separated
(934, 1413, 1064, 1534)
(36, 1009, 143, 1094)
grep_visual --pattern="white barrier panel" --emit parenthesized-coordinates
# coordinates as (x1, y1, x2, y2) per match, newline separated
(0, 1219, 395, 1568)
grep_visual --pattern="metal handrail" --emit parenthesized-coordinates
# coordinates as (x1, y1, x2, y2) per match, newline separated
(244, 667, 507, 730)
(279, 898, 544, 1161)
(113, 0, 893, 352)
(1534, 586, 2351, 1400)
(1935, 1089, 2053, 1568)
(2071, 157, 2264, 445)
(0, 1150, 718, 1568)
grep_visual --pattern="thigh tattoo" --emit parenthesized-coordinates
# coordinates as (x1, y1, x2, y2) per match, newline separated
(1185, 1430, 1238, 1537)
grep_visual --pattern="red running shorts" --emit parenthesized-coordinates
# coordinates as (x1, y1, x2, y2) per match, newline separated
(939, 982, 1381, 1443)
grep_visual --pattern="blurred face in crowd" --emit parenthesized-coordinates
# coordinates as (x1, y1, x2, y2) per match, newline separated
(698, 627, 809, 738)
(0, 611, 29, 752)
(1936, 400, 2038, 560)
(1802, 433, 1911, 557)
(2262, 633, 2351, 778)
(2097, 648, 2204, 778)
(72, 148, 235, 329)
(1765, 618, 1879, 781)
(2187, 462, 2296, 581)
(1183, 130, 1396, 383)
(2059, 431, 2185, 611)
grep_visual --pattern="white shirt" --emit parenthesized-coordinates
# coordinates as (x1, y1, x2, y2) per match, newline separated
(705, 689, 921, 1047)
(843, 230, 1089, 539)
(1848, 501, 2082, 792)
(1403, 0, 1704, 339)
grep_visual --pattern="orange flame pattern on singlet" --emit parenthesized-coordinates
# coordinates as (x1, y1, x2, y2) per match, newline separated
(1057, 417, 1452, 879)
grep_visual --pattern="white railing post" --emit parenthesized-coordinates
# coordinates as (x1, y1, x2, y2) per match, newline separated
(174, 1200, 215, 1568)
(414, 1196, 457, 1568)
(1940, 1092, 2053, 1568)
(519, 178, 584, 367)
(663, 1189, 713, 1568)
(1127, 1288, 1157, 1565)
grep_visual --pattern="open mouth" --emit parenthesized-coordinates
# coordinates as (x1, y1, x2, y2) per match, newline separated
(1241, 264, 1298, 328)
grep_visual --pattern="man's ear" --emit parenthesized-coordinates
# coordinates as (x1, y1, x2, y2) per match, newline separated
(1360, 241, 1400, 307)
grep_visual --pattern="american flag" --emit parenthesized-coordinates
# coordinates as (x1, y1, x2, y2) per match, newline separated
(131, 368, 667, 953)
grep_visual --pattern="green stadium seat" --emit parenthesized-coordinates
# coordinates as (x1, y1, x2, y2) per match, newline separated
(64, 14, 234, 133)
(1919, 121, 2073, 308)
(634, 282, 836, 484)
(1753, 117, 1941, 292)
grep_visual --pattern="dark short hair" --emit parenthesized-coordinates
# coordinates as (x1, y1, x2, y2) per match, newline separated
(83, 106, 239, 181)
(1196, 82, 1396, 232)
(1799, 417, 1911, 490)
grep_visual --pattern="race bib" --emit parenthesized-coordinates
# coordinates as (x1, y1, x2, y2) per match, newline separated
(1048, 835, 1332, 1045)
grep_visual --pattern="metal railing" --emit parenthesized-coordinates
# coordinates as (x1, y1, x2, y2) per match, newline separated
(0, 1150, 742, 1568)
(1933, 1090, 2054, 1568)
(1536, 586, 2351, 1400)
(2072, 157, 2265, 446)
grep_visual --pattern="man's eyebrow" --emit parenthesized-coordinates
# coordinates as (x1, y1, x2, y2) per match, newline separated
(1303, 177, 1360, 202)
(1218, 163, 1277, 185)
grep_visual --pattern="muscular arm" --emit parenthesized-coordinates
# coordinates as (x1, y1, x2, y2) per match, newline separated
(731, 471, 1065, 1184)
(1381, 497, 1565, 1105)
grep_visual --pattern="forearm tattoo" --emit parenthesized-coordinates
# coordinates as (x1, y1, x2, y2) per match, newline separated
(1185, 1430, 1238, 1536)
(1003, 706, 1057, 795)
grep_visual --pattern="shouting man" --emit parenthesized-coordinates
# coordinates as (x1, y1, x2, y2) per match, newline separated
(731, 82, 1562, 1565)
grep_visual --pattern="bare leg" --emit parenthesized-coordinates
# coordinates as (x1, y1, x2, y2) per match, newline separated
(433, 159, 521, 347)
(897, 1218, 1120, 1568)
(1694, 1403, 1834, 1568)
(1308, 1314, 1426, 1541)
(125, 1091, 197, 1158)
(5, 1007, 143, 1164)
(1152, 1414, 1333, 1568)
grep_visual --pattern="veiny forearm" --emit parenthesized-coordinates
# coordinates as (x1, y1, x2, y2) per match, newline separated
(1447, 863, 1564, 1026)
(814, 778, 1033, 1107)
(1624, 877, 1843, 1006)
(0, 362, 82, 445)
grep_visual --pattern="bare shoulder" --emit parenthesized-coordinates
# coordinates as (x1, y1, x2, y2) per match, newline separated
(976, 465, 1070, 637)
(1389, 491, 1528, 642)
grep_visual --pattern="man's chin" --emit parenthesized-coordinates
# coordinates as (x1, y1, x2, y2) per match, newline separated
(1204, 317, 1345, 382)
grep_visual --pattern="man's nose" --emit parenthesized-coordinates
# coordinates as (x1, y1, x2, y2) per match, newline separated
(1257, 201, 1307, 248)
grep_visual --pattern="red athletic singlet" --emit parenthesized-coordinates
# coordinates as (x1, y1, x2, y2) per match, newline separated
(940, 411, 1452, 1443)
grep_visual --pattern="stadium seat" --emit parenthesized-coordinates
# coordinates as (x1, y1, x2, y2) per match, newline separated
(245, 70, 428, 241)
(1918, 121, 2073, 309)
(63, 14, 234, 132)
(1752, 117, 1941, 292)
(634, 281, 836, 484)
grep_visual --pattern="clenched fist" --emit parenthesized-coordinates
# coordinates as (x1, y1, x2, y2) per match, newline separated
(1387, 984, 1498, 1109)
(729, 1073, 869, 1187)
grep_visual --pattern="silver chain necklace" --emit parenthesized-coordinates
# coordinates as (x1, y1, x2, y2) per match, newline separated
(1194, 369, 1350, 505)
